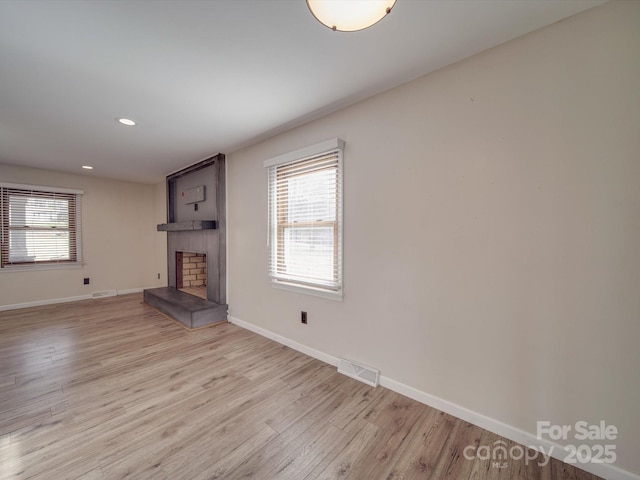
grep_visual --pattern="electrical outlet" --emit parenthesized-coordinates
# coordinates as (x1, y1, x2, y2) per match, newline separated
(301, 311, 307, 324)
(83, 277, 90, 285)
(157, 273, 161, 279)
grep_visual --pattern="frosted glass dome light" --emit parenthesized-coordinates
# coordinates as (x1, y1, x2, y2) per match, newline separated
(307, 0, 396, 32)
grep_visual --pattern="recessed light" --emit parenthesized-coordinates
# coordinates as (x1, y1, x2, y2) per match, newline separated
(116, 117, 136, 126)
(82, 165, 94, 170)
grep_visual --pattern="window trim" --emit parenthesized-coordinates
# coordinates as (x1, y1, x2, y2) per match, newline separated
(0, 182, 84, 270)
(264, 138, 344, 300)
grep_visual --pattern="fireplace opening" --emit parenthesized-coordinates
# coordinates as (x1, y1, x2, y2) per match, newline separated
(176, 251, 207, 300)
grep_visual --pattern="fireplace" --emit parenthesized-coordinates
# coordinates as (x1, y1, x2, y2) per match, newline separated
(163, 155, 226, 305)
(176, 251, 207, 300)
(144, 154, 227, 329)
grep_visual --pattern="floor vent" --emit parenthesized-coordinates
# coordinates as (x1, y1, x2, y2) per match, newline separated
(337, 358, 379, 387)
(92, 290, 117, 299)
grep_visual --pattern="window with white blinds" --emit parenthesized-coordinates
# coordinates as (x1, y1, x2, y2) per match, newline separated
(264, 139, 343, 299)
(0, 183, 83, 269)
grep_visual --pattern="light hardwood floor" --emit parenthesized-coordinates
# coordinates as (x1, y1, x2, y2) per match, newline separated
(0, 294, 601, 480)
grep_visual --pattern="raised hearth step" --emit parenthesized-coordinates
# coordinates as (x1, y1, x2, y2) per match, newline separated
(143, 287, 227, 329)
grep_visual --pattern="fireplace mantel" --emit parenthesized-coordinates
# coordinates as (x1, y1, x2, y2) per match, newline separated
(157, 220, 217, 232)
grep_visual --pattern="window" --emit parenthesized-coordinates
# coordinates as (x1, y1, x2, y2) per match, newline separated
(265, 139, 343, 299)
(0, 183, 83, 269)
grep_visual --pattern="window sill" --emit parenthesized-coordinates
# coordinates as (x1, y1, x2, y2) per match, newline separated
(0, 262, 85, 273)
(271, 280, 343, 301)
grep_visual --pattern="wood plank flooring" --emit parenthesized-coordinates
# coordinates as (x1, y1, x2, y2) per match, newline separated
(0, 294, 601, 480)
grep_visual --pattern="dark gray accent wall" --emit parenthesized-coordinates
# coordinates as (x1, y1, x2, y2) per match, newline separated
(174, 164, 217, 221)
(165, 155, 226, 305)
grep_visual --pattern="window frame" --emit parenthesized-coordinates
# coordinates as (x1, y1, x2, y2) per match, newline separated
(264, 139, 344, 300)
(0, 182, 84, 271)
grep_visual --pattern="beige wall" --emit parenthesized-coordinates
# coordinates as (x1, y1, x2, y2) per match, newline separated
(227, 1, 640, 475)
(0, 163, 167, 306)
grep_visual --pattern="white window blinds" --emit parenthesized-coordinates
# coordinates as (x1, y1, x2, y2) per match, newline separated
(0, 184, 83, 268)
(265, 139, 343, 297)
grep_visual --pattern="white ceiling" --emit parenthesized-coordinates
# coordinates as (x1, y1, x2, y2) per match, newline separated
(0, 0, 606, 184)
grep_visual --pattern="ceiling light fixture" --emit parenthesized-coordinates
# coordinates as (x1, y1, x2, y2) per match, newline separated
(116, 117, 136, 126)
(82, 165, 94, 170)
(307, 0, 396, 32)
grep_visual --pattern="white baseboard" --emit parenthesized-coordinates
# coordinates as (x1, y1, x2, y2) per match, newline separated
(228, 316, 338, 367)
(227, 315, 639, 480)
(378, 376, 638, 480)
(117, 287, 147, 295)
(0, 287, 154, 312)
(0, 294, 93, 311)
